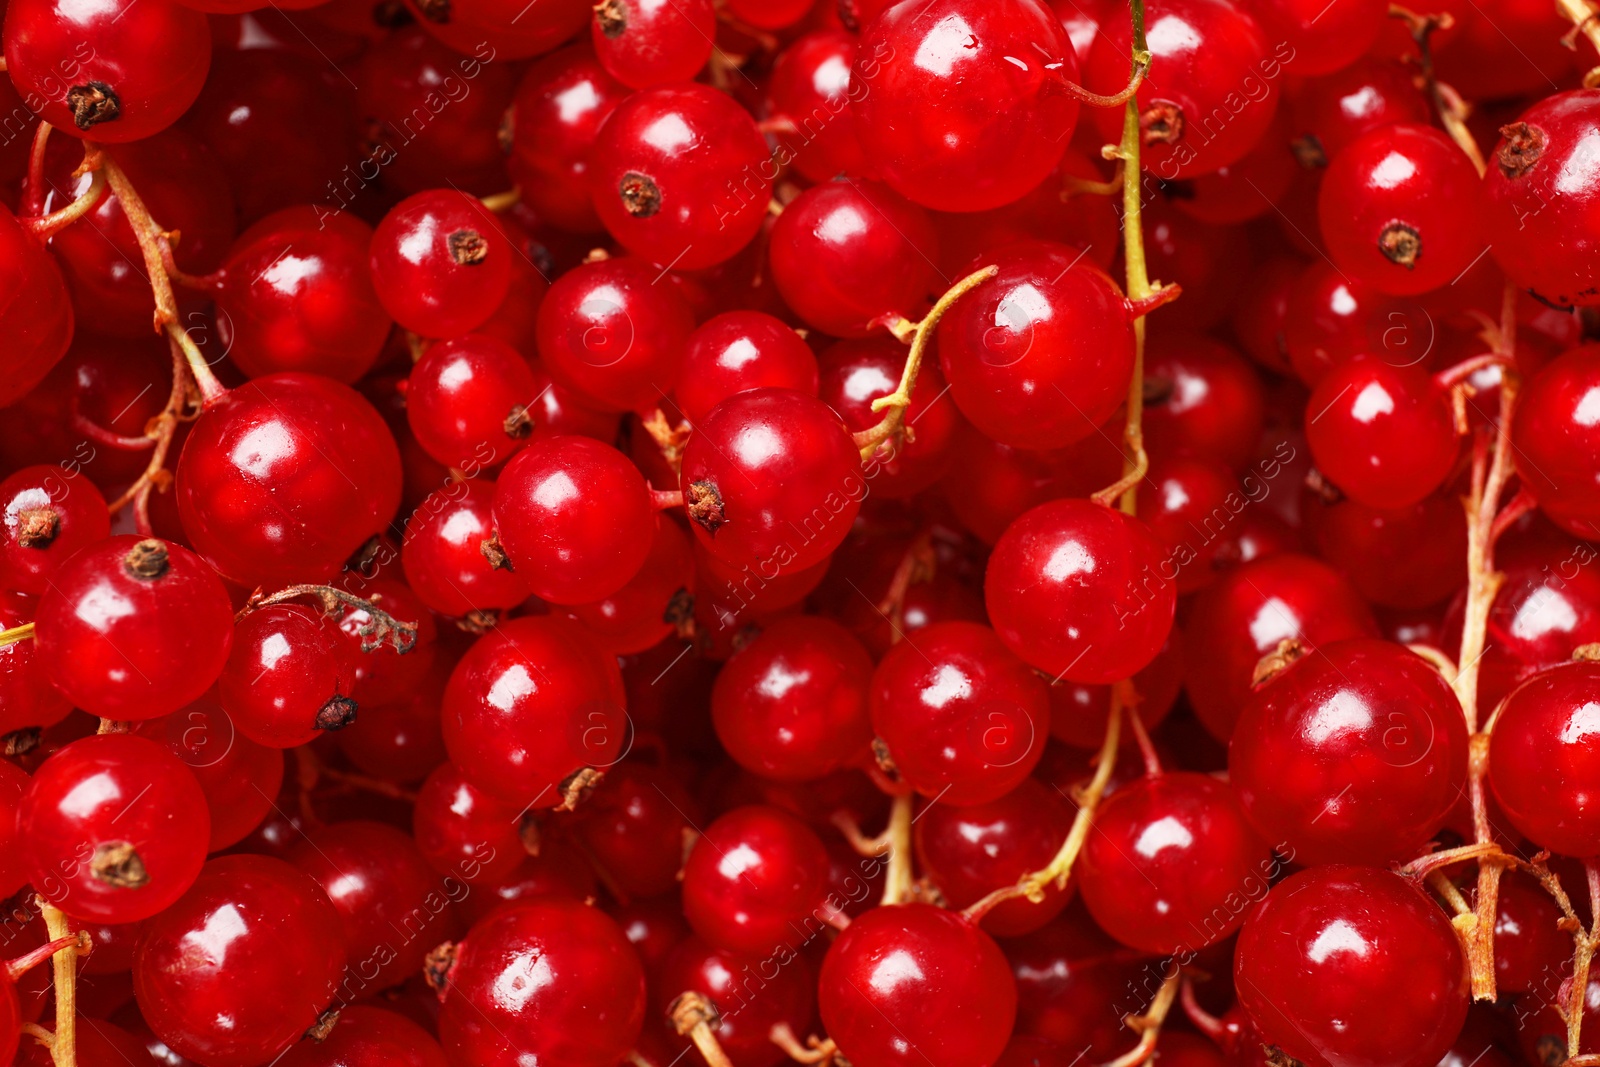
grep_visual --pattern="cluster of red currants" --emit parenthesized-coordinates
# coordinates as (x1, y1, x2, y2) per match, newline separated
(0, 0, 1599, 1066)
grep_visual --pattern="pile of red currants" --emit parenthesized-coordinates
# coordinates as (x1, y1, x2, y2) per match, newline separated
(1, 0, 1600, 1066)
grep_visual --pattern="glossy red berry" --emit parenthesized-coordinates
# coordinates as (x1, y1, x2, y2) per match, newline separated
(1141, 334, 1266, 470)
(1305, 357, 1459, 509)
(216, 603, 360, 749)
(3, 0, 210, 143)
(175, 373, 403, 588)
(985, 499, 1175, 684)
(492, 435, 656, 604)
(851, 0, 1080, 212)
(0, 592, 69, 734)
(506, 46, 629, 233)
(588, 83, 772, 270)
(441, 615, 627, 806)
(563, 517, 695, 654)
(403, 480, 531, 617)
(0, 464, 109, 595)
(34, 536, 233, 721)
(411, 761, 527, 887)
(407, 334, 541, 469)
(1231, 638, 1469, 866)
(763, 30, 867, 184)
(20, 733, 210, 923)
(0, 204, 74, 408)
(214, 207, 391, 383)
(681, 388, 863, 572)
(590, 0, 713, 88)
(870, 621, 1050, 805)
(1483, 90, 1600, 309)
(657, 936, 816, 1067)
(674, 311, 818, 426)
(0, 760, 31, 899)
(437, 900, 645, 1067)
(407, 0, 588, 61)
(535, 256, 695, 413)
(1288, 59, 1430, 162)
(134, 854, 348, 1067)
(1080, 772, 1272, 955)
(573, 762, 699, 899)
(1512, 344, 1600, 540)
(370, 190, 513, 338)
(1135, 455, 1246, 595)
(681, 805, 829, 955)
(1235, 865, 1468, 1067)
(820, 903, 1017, 1067)
(769, 180, 940, 338)
(1489, 660, 1600, 857)
(277, 1005, 449, 1067)
(1303, 487, 1468, 609)
(819, 337, 960, 498)
(1492, 871, 1571, 996)
(1252, 0, 1386, 75)
(936, 244, 1134, 450)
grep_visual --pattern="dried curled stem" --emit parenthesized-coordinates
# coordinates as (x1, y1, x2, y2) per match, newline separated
(238, 585, 419, 654)
(1388, 5, 1487, 175)
(770, 1024, 839, 1066)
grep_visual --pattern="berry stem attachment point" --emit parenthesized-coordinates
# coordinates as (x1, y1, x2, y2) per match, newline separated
(669, 991, 736, 1067)
(1097, 970, 1181, 1067)
(770, 1024, 839, 1066)
(854, 265, 998, 462)
(0, 622, 35, 649)
(650, 488, 685, 511)
(239, 585, 419, 654)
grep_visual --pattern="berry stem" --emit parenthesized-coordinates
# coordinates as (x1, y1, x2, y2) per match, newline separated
(769, 1023, 839, 1066)
(1388, 5, 1487, 175)
(669, 991, 736, 1067)
(0, 622, 35, 648)
(1177, 975, 1227, 1043)
(1056, 48, 1150, 109)
(239, 585, 419, 654)
(1124, 701, 1163, 777)
(852, 265, 999, 462)
(650, 488, 685, 511)
(875, 530, 936, 645)
(36, 897, 86, 1067)
(1098, 969, 1181, 1067)
(104, 341, 195, 536)
(24, 122, 51, 217)
(479, 188, 520, 212)
(879, 792, 915, 906)
(1556, 0, 1600, 88)
(20, 144, 106, 243)
(4, 933, 89, 982)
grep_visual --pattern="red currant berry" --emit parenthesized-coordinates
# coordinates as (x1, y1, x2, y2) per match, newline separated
(1492, 871, 1571, 996)
(657, 936, 816, 1067)
(457, 838, 601, 926)
(1142, 334, 1266, 470)
(278, 1005, 448, 1067)
(1488, 659, 1600, 857)
(940, 423, 1123, 545)
(1135, 455, 1247, 595)
(370, 190, 513, 338)
(331, 577, 436, 707)
(819, 337, 960, 498)
(134, 854, 347, 1067)
(588, 84, 772, 269)
(403, 480, 531, 617)
(763, 30, 868, 184)
(681, 388, 863, 572)
(0, 759, 31, 899)
(437, 900, 645, 1067)
(0, 204, 74, 408)
(1080, 771, 1272, 954)
(1434, 0, 1581, 105)
(821, 903, 1016, 1067)
(986, 499, 1175, 684)
(1305, 357, 1459, 509)
(441, 615, 627, 806)
(34, 536, 234, 721)
(3, 0, 210, 142)
(214, 207, 391, 383)
(870, 621, 1049, 805)
(590, 0, 713, 89)
(1302, 487, 1468, 609)
(573, 762, 700, 899)
(506, 46, 629, 234)
(563, 518, 695, 654)
(1231, 638, 1469, 865)
(0, 464, 109, 595)
(1252, 0, 1386, 76)
(681, 805, 829, 954)
(1287, 59, 1430, 162)
(20, 733, 209, 923)
(0, 592, 69, 734)
(1048, 629, 1184, 750)
(175, 373, 403, 588)
(1235, 865, 1468, 1067)
(1512, 344, 1600, 540)
(1282, 262, 1383, 386)
(937, 244, 1135, 450)
(852, 0, 1080, 211)
(675, 311, 818, 426)
(407, 334, 541, 469)
(769, 180, 940, 338)
(412, 761, 527, 887)
(216, 603, 360, 749)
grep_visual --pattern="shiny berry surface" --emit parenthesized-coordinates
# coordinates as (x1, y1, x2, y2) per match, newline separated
(1305, 358, 1459, 510)
(277, 1006, 448, 1067)
(506, 45, 629, 233)
(370, 189, 513, 338)
(0, 464, 109, 595)
(1489, 660, 1600, 856)
(681, 804, 829, 955)
(402, 480, 531, 617)
(216, 603, 358, 749)
(674, 311, 818, 426)
(1513, 344, 1600, 540)
(407, 334, 540, 469)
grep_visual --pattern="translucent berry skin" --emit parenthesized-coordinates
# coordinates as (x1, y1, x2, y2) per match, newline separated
(1319, 125, 1485, 297)
(403, 481, 530, 617)
(20, 734, 210, 924)
(407, 334, 540, 469)
(1512, 345, 1600, 540)
(408, 0, 588, 61)
(915, 778, 1074, 937)
(870, 621, 1050, 806)
(1305, 358, 1458, 510)
(821, 903, 1017, 1067)
(574, 762, 698, 898)
(175, 373, 403, 589)
(712, 615, 874, 782)
(370, 189, 513, 338)
(0, 760, 31, 899)
(764, 31, 867, 184)
(1489, 661, 1600, 856)
(681, 805, 830, 955)
(0, 204, 73, 407)
(769, 180, 940, 338)
(1141, 335, 1266, 471)
(439, 900, 645, 1067)
(2, 0, 210, 143)
(1288, 59, 1430, 164)
(0, 592, 69, 734)
(680, 388, 864, 572)
(821, 337, 960, 498)
(1252, 0, 1385, 75)
(1084, 0, 1278, 180)
(1482, 90, 1600, 310)
(215, 207, 391, 383)
(936, 244, 1134, 450)
(277, 1005, 448, 1067)
(134, 855, 348, 1067)
(1303, 487, 1467, 611)
(506, 46, 628, 233)
(1235, 865, 1468, 1067)
(658, 935, 815, 1067)
(588, 83, 772, 270)
(411, 761, 526, 886)
(216, 604, 359, 749)
(1080, 772, 1272, 955)
(131, 697, 285, 851)
(591, 0, 713, 88)
(288, 821, 453, 992)
(35, 536, 234, 721)
(851, 0, 1078, 212)
(563, 517, 694, 654)
(1048, 629, 1184, 750)
(675, 311, 818, 426)
(493, 435, 656, 604)
(535, 256, 695, 413)
(985, 500, 1175, 684)
(441, 615, 627, 806)
(1185, 553, 1378, 741)
(1492, 871, 1571, 996)
(0, 465, 109, 595)
(1231, 639, 1468, 867)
